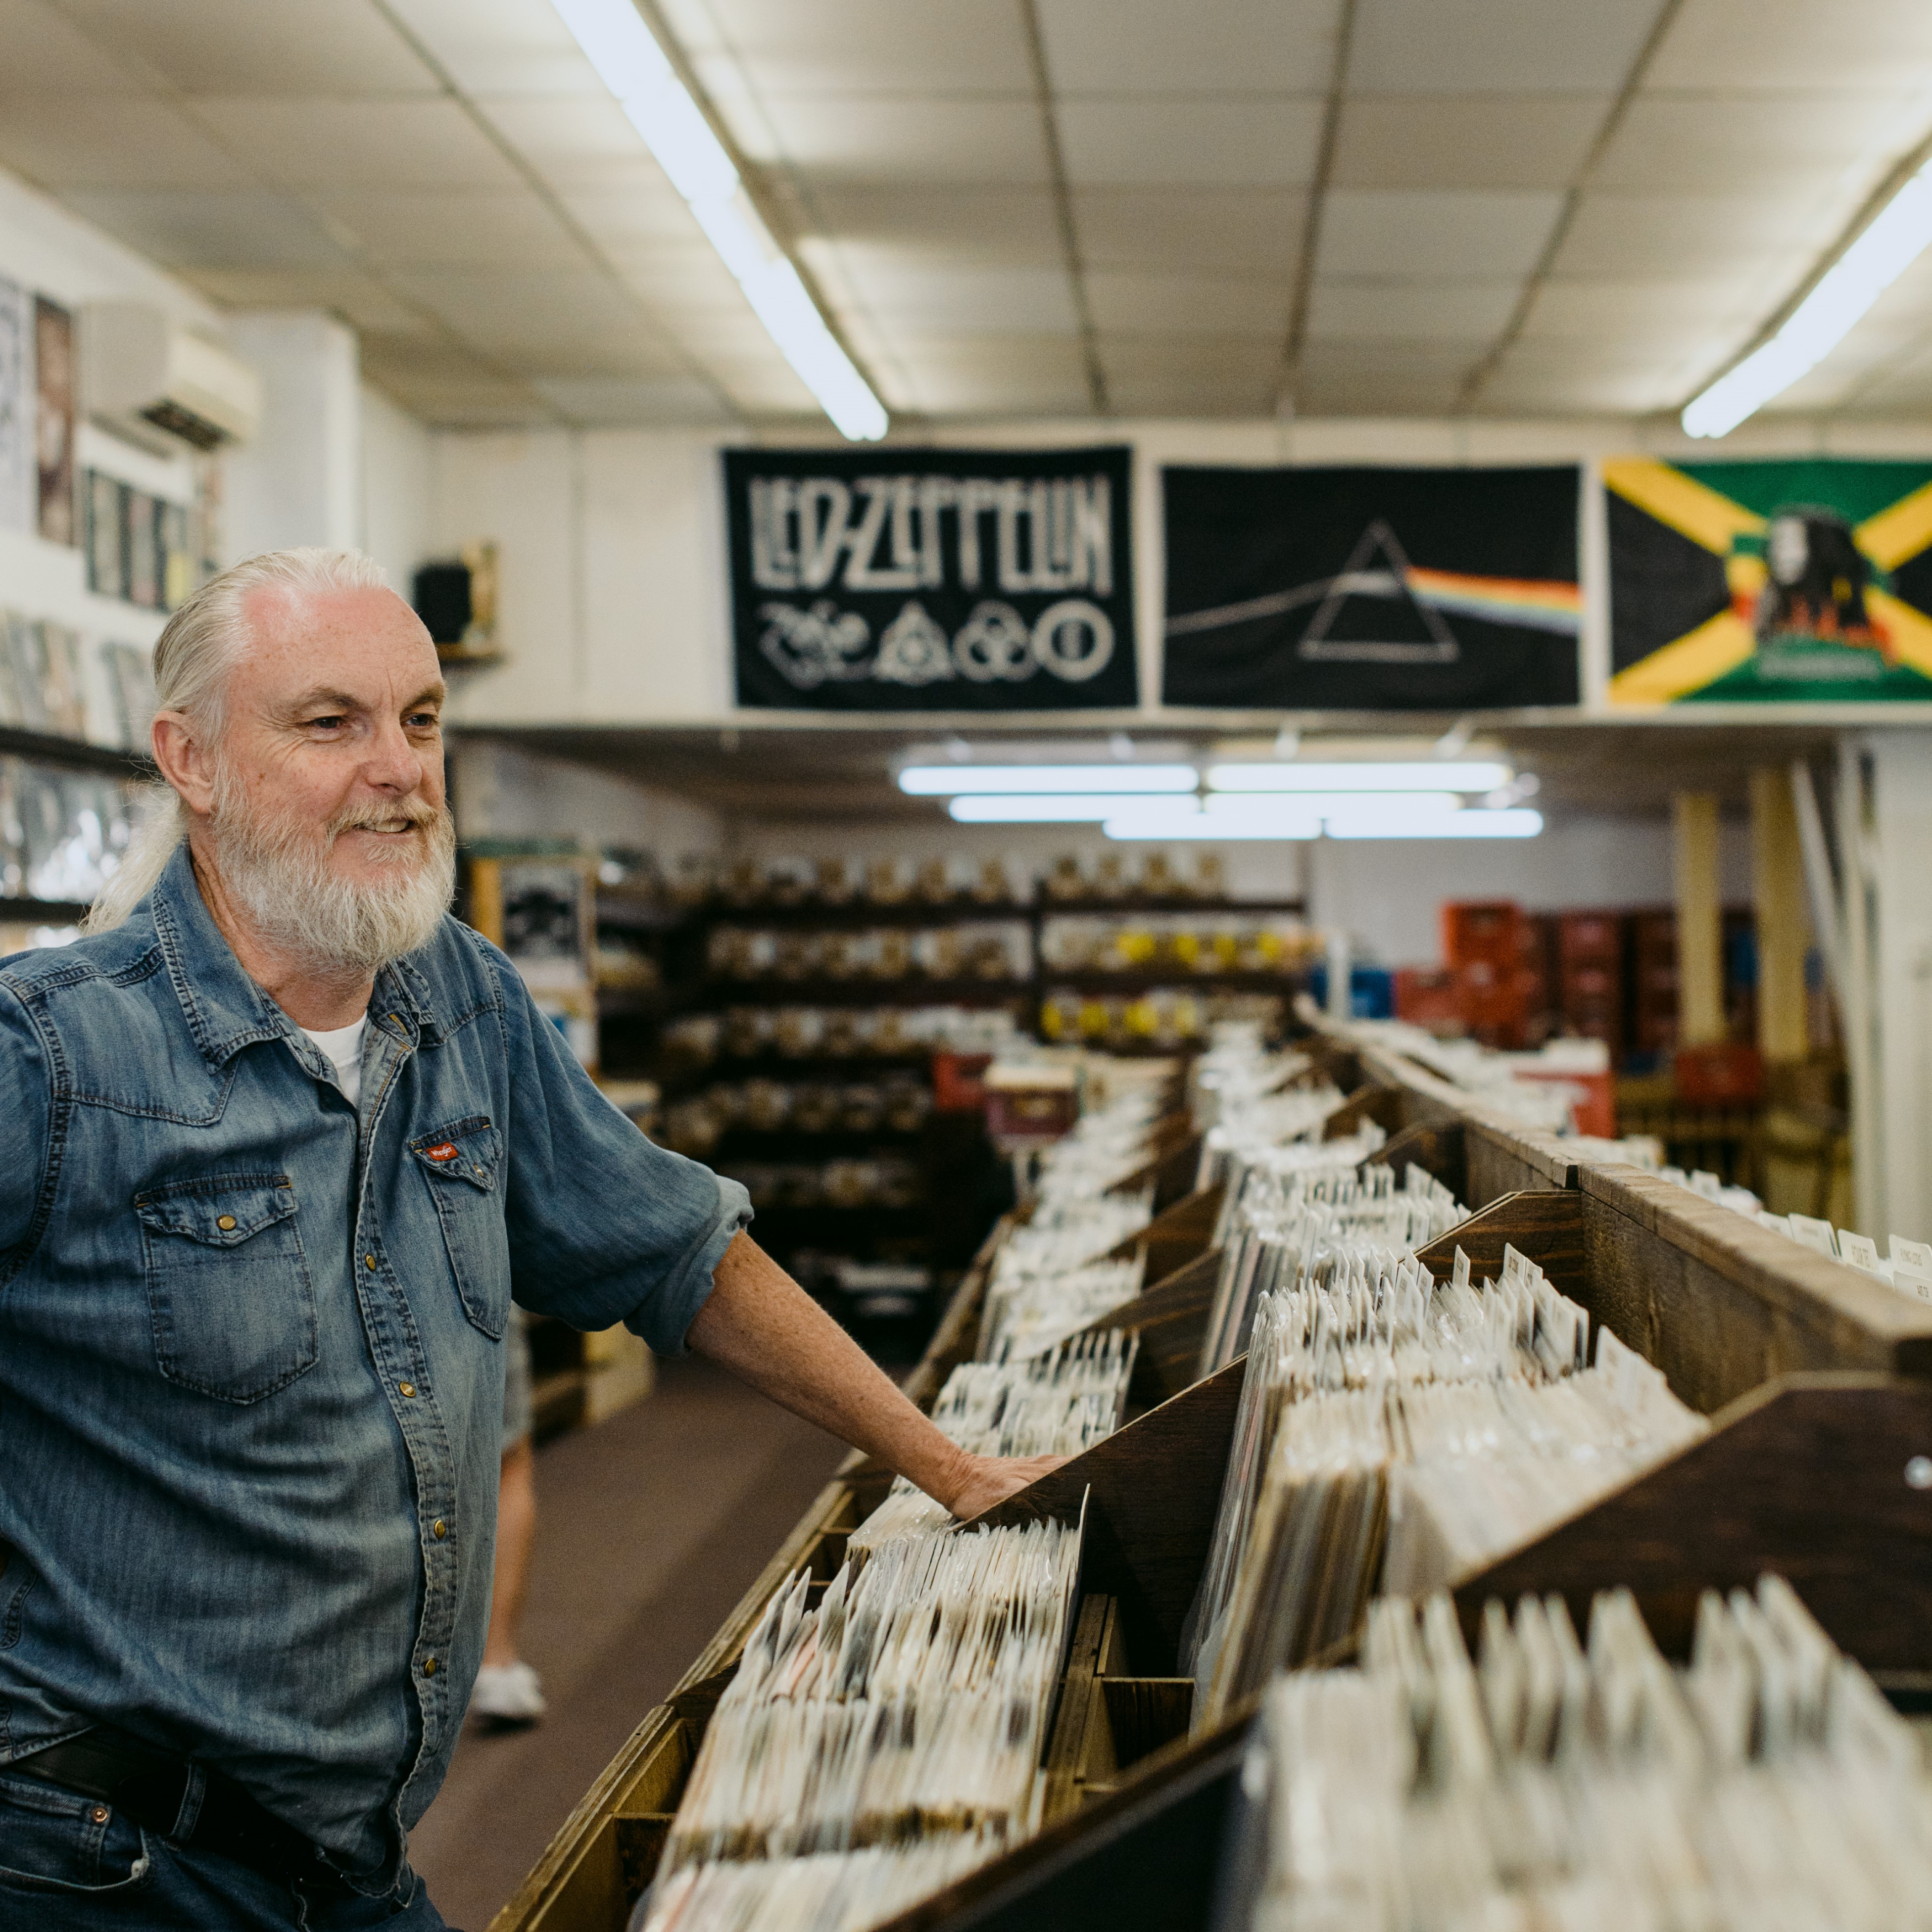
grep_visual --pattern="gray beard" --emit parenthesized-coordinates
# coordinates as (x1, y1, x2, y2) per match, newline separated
(207, 782, 457, 979)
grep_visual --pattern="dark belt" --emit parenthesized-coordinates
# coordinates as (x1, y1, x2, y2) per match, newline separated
(11, 1725, 352, 1898)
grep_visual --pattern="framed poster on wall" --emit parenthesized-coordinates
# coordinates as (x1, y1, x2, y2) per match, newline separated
(724, 445, 1138, 711)
(1162, 464, 1582, 710)
(0, 276, 30, 535)
(1607, 456, 1932, 704)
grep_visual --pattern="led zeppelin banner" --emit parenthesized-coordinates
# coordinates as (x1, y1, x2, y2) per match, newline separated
(1161, 464, 1581, 710)
(725, 445, 1137, 711)
(1607, 456, 1932, 704)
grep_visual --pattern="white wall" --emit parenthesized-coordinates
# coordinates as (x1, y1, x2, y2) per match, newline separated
(429, 412, 1932, 734)
(0, 166, 223, 733)
(452, 737, 724, 860)
(360, 382, 435, 594)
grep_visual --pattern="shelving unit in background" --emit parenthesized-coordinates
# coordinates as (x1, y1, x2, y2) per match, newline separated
(0, 725, 152, 944)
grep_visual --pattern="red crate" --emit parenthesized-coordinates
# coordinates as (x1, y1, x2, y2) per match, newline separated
(1557, 911, 1622, 968)
(1443, 900, 1523, 970)
(1674, 1042, 1762, 1106)
(930, 1050, 992, 1113)
(1395, 966, 1461, 1031)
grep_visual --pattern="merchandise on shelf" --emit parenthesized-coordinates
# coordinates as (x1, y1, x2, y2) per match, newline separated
(0, 757, 138, 905)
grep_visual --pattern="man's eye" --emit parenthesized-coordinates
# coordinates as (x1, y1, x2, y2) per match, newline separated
(406, 712, 441, 730)
(309, 715, 346, 731)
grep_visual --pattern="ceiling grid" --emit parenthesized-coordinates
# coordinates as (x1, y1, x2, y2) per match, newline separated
(1, 0, 1931, 427)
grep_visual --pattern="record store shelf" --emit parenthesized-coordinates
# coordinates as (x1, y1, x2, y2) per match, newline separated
(489, 1027, 1932, 1932)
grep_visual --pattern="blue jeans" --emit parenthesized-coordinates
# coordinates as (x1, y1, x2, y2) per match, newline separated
(0, 1769, 453, 1930)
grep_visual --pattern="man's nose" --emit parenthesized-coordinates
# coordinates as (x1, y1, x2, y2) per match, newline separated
(363, 719, 427, 792)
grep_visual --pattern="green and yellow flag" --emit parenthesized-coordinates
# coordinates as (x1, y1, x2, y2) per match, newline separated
(1606, 456, 1932, 704)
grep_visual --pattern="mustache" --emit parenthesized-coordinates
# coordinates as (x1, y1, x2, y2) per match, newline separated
(328, 796, 446, 838)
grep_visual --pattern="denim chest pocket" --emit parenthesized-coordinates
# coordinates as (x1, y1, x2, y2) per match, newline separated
(135, 1174, 318, 1404)
(411, 1118, 511, 1338)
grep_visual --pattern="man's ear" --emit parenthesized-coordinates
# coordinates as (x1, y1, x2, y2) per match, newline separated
(150, 711, 218, 819)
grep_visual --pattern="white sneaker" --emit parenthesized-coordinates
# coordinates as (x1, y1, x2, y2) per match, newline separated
(470, 1660, 547, 1728)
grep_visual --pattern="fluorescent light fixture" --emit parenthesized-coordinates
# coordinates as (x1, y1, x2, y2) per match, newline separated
(1683, 155, 1932, 438)
(1207, 761, 1511, 793)
(948, 795, 1202, 824)
(903, 764, 1199, 796)
(550, 0, 887, 440)
(1326, 807, 1544, 840)
(1107, 804, 1319, 842)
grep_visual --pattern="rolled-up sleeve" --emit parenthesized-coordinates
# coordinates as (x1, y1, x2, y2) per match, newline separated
(0, 980, 52, 1265)
(489, 947, 752, 1354)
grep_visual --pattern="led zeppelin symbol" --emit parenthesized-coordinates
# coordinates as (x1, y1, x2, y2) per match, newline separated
(728, 447, 1138, 711)
(1166, 518, 1583, 665)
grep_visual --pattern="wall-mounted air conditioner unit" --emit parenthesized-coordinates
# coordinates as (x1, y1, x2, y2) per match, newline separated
(80, 303, 262, 455)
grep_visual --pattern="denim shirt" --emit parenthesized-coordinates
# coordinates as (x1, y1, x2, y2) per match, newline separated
(0, 842, 751, 1890)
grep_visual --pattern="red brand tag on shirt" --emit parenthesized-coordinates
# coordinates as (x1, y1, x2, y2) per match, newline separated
(427, 1143, 458, 1162)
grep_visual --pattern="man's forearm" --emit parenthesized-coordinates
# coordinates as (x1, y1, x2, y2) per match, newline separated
(684, 1231, 1044, 1517)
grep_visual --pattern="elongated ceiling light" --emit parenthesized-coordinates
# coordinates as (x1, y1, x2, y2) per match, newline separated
(1682, 153, 1932, 438)
(551, 0, 888, 440)
(904, 764, 1198, 796)
(1104, 798, 1542, 841)
(1208, 760, 1511, 793)
(947, 795, 1202, 823)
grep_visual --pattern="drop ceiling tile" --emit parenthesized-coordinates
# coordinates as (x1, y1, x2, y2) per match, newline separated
(1058, 99, 1325, 188)
(658, 312, 785, 358)
(188, 267, 431, 333)
(380, 386, 558, 427)
(610, 253, 747, 314)
(191, 99, 526, 192)
(472, 96, 667, 188)
(384, 267, 647, 342)
(693, 0, 1034, 93)
(317, 190, 589, 269)
(1551, 191, 1818, 276)
(1307, 280, 1520, 340)
(1087, 271, 1291, 336)
(0, 0, 146, 91)
(55, 0, 439, 93)
(1073, 190, 1307, 273)
(1295, 359, 1465, 412)
(531, 375, 734, 424)
(1099, 333, 1282, 383)
(1594, 94, 1925, 191)
(0, 95, 255, 189)
(1350, 0, 1668, 94)
(57, 189, 358, 270)
(1519, 278, 1761, 339)
(1647, 0, 1932, 92)
(1333, 96, 1607, 189)
(752, 98, 1050, 187)
(804, 189, 1065, 266)
(1106, 375, 1279, 417)
(1316, 190, 1563, 281)
(1037, 0, 1342, 94)
(1478, 361, 1683, 411)
(881, 335, 1093, 413)
(831, 261, 1078, 334)
(510, 334, 694, 379)
(686, 349, 819, 412)
(382, 0, 603, 98)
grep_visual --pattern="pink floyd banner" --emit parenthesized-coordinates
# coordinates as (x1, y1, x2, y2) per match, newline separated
(1161, 464, 1582, 710)
(725, 445, 1138, 711)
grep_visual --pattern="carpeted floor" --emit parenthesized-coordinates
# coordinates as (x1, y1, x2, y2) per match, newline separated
(406, 1355, 850, 1932)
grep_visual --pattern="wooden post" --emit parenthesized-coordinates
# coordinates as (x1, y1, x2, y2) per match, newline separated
(1673, 792, 1724, 1046)
(1750, 768, 1809, 1064)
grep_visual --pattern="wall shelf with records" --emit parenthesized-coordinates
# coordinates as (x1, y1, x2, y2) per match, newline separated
(487, 1017, 1932, 1932)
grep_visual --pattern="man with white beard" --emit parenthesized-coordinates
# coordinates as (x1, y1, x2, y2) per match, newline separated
(0, 549, 1057, 1931)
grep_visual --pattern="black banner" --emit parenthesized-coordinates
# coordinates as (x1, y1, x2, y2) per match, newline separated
(1162, 465, 1582, 710)
(725, 446, 1137, 711)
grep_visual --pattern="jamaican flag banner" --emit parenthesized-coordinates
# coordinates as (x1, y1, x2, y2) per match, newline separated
(1607, 456, 1932, 704)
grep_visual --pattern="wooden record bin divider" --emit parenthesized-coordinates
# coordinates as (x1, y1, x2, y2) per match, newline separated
(490, 1044, 1932, 1932)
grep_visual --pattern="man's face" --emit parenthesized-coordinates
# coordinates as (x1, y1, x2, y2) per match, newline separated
(218, 585, 447, 892)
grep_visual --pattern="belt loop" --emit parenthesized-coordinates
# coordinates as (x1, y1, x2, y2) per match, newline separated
(170, 1761, 206, 1841)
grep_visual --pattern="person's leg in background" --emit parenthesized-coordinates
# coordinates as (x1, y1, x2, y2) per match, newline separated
(469, 1309, 545, 1728)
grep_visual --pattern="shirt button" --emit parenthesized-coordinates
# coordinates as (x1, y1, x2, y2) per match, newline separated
(423, 1657, 437, 1677)
(364, 1254, 376, 1271)
(216, 1215, 237, 1231)
(399, 1381, 417, 1399)
(433, 1519, 447, 1539)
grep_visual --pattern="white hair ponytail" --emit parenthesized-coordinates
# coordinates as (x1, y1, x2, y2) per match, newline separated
(83, 547, 392, 934)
